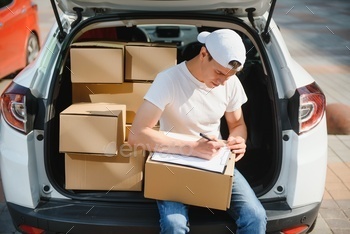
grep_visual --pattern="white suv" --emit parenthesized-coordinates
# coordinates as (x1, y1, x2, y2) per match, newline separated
(0, 0, 328, 233)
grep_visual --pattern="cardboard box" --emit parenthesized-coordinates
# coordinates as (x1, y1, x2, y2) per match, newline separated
(60, 103, 125, 155)
(72, 82, 151, 123)
(70, 41, 124, 83)
(125, 44, 177, 81)
(144, 154, 235, 211)
(65, 146, 146, 191)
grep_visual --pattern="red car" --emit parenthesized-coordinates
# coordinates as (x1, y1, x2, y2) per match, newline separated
(0, 0, 40, 78)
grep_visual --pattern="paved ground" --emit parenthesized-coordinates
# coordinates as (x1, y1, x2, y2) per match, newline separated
(0, 0, 349, 233)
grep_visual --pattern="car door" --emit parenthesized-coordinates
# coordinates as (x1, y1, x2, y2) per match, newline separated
(0, 0, 27, 78)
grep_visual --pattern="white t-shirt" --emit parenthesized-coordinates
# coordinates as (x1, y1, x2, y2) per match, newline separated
(144, 61, 247, 138)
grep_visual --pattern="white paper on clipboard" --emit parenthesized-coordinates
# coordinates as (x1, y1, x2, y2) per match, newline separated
(150, 132, 230, 173)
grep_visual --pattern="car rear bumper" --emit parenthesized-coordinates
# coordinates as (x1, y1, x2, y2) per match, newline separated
(266, 201, 320, 233)
(7, 199, 320, 233)
(7, 199, 234, 234)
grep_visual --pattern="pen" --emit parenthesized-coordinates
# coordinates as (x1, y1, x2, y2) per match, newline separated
(200, 133, 229, 147)
(200, 133, 214, 141)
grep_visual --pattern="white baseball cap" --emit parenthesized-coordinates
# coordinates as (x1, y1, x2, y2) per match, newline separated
(197, 29, 246, 70)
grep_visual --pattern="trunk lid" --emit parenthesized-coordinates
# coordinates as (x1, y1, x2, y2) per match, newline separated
(55, 0, 271, 17)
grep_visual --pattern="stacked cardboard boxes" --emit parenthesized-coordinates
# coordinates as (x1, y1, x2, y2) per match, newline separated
(60, 41, 177, 191)
(71, 41, 177, 124)
(59, 102, 146, 191)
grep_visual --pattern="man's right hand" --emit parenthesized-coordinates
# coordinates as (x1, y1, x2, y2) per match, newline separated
(192, 138, 226, 160)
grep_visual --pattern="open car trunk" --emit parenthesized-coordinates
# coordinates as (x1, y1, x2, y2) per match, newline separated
(45, 12, 280, 204)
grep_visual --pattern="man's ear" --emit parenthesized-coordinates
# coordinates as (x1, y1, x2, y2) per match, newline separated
(199, 46, 208, 61)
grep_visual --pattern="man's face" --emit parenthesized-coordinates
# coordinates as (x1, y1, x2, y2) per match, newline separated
(200, 48, 237, 88)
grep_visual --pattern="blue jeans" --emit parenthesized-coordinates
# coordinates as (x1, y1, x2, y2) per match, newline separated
(157, 168, 267, 234)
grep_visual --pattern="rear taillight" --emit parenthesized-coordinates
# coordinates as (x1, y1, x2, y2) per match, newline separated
(18, 224, 45, 234)
(289, 82, 326, 134)
(282, 224, 309, 234)
(0, 82, 36, 134)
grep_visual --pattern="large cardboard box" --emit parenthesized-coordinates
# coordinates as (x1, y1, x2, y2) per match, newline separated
(72, 82, 151, 123)
(65, 146, 146, 191)
(60, 103, 125, 155)
(144, 154, 235, 211)
(70, 41, 124, 83)
(125, 43, 177, 81)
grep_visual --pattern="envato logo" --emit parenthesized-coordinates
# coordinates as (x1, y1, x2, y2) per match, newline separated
(117, 141, 195, 158)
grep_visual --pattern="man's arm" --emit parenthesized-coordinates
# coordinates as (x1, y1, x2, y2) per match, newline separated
(224, 108, 247, 162)
(128, 100, 225, 159)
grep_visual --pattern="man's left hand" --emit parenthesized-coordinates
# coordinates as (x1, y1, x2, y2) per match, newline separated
(226, 136, 246, 162)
